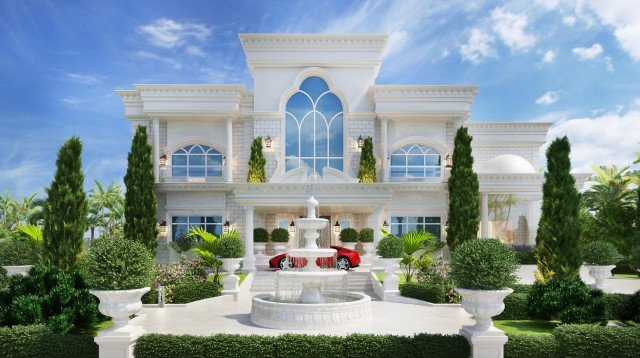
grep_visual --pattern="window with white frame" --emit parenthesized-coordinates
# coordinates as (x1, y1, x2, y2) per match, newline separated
(390, 216, 441, 239)
(390, 144, 441, 181)
(171, 144, 223, 178)
(285, 76, 344, 175)
(171, 216, 222, 240)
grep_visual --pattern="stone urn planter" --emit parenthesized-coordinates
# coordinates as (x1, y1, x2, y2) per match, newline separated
(362, 243, 375, 255)
(254, 243, 266, 255)
(2, 265, 33, 276)
(221, 258, 243, 291)
(456, 288, 513, 332)
(90, 287, 151, 327)
(585, 265, 615, 291)
(342, 242, 357, 250)
(273, 243, 288, 253)
(380, 257, 402, 292)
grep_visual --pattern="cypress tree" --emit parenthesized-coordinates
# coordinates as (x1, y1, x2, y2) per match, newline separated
(124, 126, 158, 253)
(42, 136, 88, 269)
(535, 136, 581, 282)
(446, 126, 480, 250)
(247, 136, 266, 183)
(358, 137, 376, 183)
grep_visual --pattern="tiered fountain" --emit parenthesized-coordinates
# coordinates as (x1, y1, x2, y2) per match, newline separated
(250, 194, 372, 329)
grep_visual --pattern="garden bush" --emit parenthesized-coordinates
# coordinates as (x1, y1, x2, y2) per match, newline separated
(494, 293, 529, 320)
(81, 238, 156, 290)
(253, 228, 269, 243)
(270, 228, 289, 243)
(413, 257, 459, 303)
(514, 251, 536, 265)
(400, 283, 449, 303)
(604, 293, 631, 320)
(0, 266, 7, 289)
(171, 281, 220, 304)
(0, 325, 98, 358)
(620, 290, 640, 322)
(582, 241, 618, 265)
(0, 266, 101, 334)
(504, 332, 559, 358)
(527, 277, 606, 324)
(215, 235, 244, 258)
(134, 333, 469, 358)
(553, 324, 640, 358)
(511, 283, 533, 295)
(376, 236, 403, 258)
(0, 239, 40, 266)
(358, 228, 374, 243)
(450, 238, 517, 290)
(612, 258, 638, 275)
(339, 228, 358, 243)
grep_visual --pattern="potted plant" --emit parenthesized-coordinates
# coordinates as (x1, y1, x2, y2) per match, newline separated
(82, 238, 155, 327)
(271, 228, 289, 253)
(582, 241, 618, 290)
(253, 228, 269, 255)
(450, 238, 517, 333)
(358, 228, 374, 254)
(0, 238, 40, 276)
(339, 228, 358, 250)
(376, 235, 404, 292)
(215, 230, 245, 291)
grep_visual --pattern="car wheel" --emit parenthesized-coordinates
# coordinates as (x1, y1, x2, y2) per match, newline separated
(336, 256, 351, 270)
(279, 257, 293, 270)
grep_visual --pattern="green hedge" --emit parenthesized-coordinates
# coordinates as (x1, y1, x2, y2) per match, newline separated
(0, 325, 97, 358)
(134, 333, 470, 358)
(495, 293, 529, 320)
(604, 293, 630, 320)
(504, 332, 558, 358)
(143, 282, 220, 304)
(514, 251, 536, 265)
(400, 283, 447, 303)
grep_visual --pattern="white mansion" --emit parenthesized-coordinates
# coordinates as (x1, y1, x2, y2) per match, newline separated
(116, 34, 587, 266)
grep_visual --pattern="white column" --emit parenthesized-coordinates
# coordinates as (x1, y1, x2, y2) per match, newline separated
(151, 116, 160, 181)
(243, 205, 256, 272)
(481, 192, 489, 237)
(225, 116, 233, 183)
(380, 117, 389, 182)
(373, 206, 384, 244)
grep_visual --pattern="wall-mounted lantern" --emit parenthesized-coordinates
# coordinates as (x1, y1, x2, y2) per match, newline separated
(222, 220, 231, 234)
(288, 220, 296, 234)
(333, 220, 341, 234)
(357, 135, 364, 149)
(158, 221, 167, 236)
(382, 220, 390, 231)
(159, 154, 167, 166)
(264, 135, 272, 149)
(445, 154, 452, 168)
(222, 156, 227, 166)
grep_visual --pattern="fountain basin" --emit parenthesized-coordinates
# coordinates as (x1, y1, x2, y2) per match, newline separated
(250, 292, 372, 330)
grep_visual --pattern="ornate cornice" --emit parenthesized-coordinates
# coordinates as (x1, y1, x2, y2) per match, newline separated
(239, 34, 388, 48)
(251, 112, 282, 120)
(115, 90, 141, 102)
(374, 86, 479, 99)
(134, 84, 245, 98)
(466, 122, 552, 133)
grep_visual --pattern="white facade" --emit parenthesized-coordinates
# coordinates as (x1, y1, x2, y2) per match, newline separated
(116, 34, 588, 264)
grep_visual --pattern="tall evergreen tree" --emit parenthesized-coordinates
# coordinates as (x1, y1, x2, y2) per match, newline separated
(358, 137, 376, 183)
(247, 136, 266, 183)
(446, 126, 479, 250)
(42, 137, 88, 269)
(535, 136, 581, 282)
(124, 126, 158, 253)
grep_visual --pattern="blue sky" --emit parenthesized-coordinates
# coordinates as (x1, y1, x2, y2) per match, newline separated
(1, 0, 639, 196)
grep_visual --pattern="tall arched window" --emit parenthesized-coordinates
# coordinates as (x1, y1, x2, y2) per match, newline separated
(390, 144, 441, 181)
(171, 144, 223, 178)
(285, 76, 344, 175)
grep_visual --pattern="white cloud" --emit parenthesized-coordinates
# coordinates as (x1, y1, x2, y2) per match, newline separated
(541, 50, 556, 64)
(67, 73, 103, 84)
(134, 51, 182, 69)
(536, 91, 559, 105)
(572, 43, 603, 60)
(587, 0, 640, 61)
(137, 18, 212, 49)
(491, 8, 537, 52)
(547, 110, 640, 172)
(632, 98, 640, 107)
(460, 28, 496, 63)
(62, 97, 82, 105)
(563, 15, 576, 26)
(186, 45, 205, 57)
(535, 0, 559, 10)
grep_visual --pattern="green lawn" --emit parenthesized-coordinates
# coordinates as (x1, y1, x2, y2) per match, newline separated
(493, 320, 559, 335)
(375, 272, 418, 284)
(613, 273, 639, 279)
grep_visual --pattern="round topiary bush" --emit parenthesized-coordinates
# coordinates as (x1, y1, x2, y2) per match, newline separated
(0, 239, 40, 266)
(270, 228, 289, 243)
(358, 228, 374, 243)
(582, 241, 618, 266)
(81, 239, 156, 290)
(215, 235, 245, 258)
(339, 228, 358, 243)
(253, 228, 269, 243)
(450, 238, 518, 290)
(376, 236, 404, 258)
(527, 277, 606, 323)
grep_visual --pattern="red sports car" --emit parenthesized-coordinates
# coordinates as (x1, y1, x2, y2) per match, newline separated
(269, 245, 361, 270)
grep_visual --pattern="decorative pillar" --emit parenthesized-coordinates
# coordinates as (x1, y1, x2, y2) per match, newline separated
(380, 117, 389, 182)
(225, 116, 233, 183)
(243, 205, 256, 272)
(481, 192, 489, 237)
(373, 206, 384, 244)
(151, 116, 160, 181)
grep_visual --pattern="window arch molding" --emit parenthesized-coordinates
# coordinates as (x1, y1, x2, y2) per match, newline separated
(388, 137, 446, 181)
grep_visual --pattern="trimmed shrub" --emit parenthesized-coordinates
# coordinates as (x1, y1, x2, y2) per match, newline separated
(582, 241, 618, 265)
(376, 236, 403, 258)
(495, 293, 529, 320)
(0, 266, 7, 288)
(512, 283, 533, 295)
(450, 238, 517, 290)
(621, 290, 640, 322)
(527, 277, 606, 324)
(270, 228, 289, 243)
(0, 325, 98, 358)
(358, 228, 374, 243)
(553, 324, 640, 358)
(400, 283, 447, 303)
(253, 228, 269, 243)
(604, 293, 631, 320)
(339, 228, 358, 243)
(81, 238, 156, 290)
(0, 239, 40, 266)
(215, 235, 244, 258)
(358, 137, 376, 183)
(514, 251, 536, 265)
(612, 258, 639, 275)
(247, 137, 267, 183)
(414, 257, 459, 303)
(504, 332, 559, 358)
(171, 282, 220, 304)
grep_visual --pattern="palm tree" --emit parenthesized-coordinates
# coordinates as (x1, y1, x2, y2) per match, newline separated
(87, 180, 125, 240)
(187, 228, 241, 284)
(381, 228, 441, 282)
(583, 164, 635, 211)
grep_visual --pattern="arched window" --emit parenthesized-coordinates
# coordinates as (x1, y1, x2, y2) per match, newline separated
(390, 144, 441, 181)
(285, 76, 344, 175)
(171, 144, 223, 178)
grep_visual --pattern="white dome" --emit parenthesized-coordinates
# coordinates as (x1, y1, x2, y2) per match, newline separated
(479, 155, 536, 174)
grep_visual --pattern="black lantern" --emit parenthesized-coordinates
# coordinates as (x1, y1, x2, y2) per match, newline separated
(264, 135, 272, 148)
(288, 220, 296, 234)
(382, 220, 390, 231)
(445, 153, 452, 168)
(159, 154, 167, 166)
(158, 221, 167, 236)
(357, 135, 364, 149)
(333, 220, 341, 234)
(222, 156, 227, 166)
(222, 220, 231, 234)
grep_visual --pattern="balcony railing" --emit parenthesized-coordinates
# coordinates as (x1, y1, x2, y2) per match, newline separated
(160, 165, 227, 183)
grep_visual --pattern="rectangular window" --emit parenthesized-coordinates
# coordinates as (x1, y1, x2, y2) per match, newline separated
(390, 216, 441, 239)
(278, 220, 289, 229)
(340, 220, 350, 229)
(172, 216, 222, 240)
